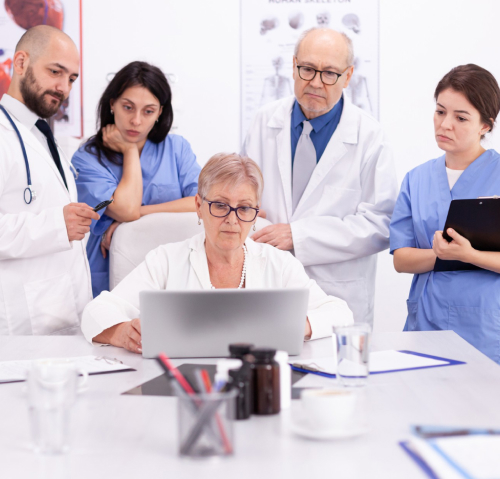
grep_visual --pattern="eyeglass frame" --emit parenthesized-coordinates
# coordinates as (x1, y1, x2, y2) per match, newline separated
(295, 62, 350, 86)
(203, 198, 260, 222)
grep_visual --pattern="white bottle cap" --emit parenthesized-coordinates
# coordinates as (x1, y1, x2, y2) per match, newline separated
(214, 358, 243, 384)
(275, 350, 289, 363)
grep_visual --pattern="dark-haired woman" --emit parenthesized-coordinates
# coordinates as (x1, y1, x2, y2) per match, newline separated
(72, 62, 201, 297)
(390, 64, 500, 363)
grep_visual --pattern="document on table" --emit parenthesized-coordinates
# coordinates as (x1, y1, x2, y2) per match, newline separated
(0, 356, 134, 383)
(291, 350, 464, 383)
(401, 435, 500, 479)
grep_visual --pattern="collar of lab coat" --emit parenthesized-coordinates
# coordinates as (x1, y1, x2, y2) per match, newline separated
(265, 93, 360, 218)
(0, 94, 39, 130)
(0, 100, 71, 196)
(188, 232, 267, 289)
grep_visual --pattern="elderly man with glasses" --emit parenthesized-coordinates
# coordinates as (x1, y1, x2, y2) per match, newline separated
(243, 28, 398, 326)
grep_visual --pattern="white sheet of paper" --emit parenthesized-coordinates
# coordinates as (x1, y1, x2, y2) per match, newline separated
(432, 435, 500, 479)
(291, 350, 449, 377)
(0, 356, 132, 383)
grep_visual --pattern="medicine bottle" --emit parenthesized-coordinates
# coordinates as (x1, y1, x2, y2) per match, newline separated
(251, 348, 280, 415)
(275, 350, 291, 410)
(228, 362, 252, 420)
(229, 343, 254, 359)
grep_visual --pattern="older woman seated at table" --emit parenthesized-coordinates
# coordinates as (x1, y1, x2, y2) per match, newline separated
(81, 153, 353, 353)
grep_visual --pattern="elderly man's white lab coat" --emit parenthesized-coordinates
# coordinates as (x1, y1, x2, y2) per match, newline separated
(242, 96, 398, 325)
(0, 100, 92, 335)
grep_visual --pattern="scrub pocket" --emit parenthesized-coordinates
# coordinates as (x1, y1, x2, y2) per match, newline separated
(24, 273, 79, 335)
(405, 300, 418, 331)
(449, 306, 500, 363)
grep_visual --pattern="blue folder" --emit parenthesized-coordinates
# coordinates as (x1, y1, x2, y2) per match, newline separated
(400, 441, 441, 479)
(290, 350, 466, 378)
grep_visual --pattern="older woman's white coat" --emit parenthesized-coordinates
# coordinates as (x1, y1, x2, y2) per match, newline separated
(81, 232, 353, 342)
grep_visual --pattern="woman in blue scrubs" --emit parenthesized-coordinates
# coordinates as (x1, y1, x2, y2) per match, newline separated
(72, 61, 201, 297)
(390, 64, 500, 363)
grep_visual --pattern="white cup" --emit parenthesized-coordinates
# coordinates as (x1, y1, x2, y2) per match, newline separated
(300, 388, 358, 431)
(27, 359, 88, 454)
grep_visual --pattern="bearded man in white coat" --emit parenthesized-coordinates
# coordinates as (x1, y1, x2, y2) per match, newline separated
(243, 28, 398, 325)
(0, 26, 99, 335)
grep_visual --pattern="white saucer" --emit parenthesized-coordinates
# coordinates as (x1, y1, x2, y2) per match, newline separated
(290, 416, 368, 441)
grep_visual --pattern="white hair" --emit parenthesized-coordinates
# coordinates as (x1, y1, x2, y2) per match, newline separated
(294, 28, 354, 67)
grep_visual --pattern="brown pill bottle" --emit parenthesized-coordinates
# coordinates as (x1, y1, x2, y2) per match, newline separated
(251, 348, 280, 415)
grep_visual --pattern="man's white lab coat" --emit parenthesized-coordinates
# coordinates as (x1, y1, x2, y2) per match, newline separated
(242, 96, 398, 325)
(0, 102, 92, 335)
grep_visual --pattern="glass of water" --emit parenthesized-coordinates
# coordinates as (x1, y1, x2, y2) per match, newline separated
(27, 359, 87, 454)
(334, 323, 371, 387)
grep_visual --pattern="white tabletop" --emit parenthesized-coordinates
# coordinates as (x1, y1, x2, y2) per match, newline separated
(0, 331, 499, 479)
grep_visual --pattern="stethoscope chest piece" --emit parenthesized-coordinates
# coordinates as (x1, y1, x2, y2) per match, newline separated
(24, 187, 36, 204)
(0, 104, 36, 205)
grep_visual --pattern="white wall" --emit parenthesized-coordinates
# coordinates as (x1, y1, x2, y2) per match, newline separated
(67, 0, 500, 332)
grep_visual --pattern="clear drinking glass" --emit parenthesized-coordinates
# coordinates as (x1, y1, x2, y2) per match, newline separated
(178, 390, 237, 459)
(334, 323, 371, 387)
(27, 359, 88, 455)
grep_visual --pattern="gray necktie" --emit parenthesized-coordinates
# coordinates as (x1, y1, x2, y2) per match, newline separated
(292, 121, 316, 212)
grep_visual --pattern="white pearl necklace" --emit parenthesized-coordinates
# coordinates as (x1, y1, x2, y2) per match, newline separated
(209, 244, 248, 290)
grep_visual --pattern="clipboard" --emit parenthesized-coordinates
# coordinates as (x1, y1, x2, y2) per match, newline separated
(434, 197, 500, 272)
(290, 350, 465, 378)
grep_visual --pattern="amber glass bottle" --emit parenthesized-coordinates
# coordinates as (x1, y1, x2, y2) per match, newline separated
(251, 348, 280, 415)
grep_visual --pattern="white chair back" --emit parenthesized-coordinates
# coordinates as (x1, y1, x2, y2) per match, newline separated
(108, 212, 271, 289)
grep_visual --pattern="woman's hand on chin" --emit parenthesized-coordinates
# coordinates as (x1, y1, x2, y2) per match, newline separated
(102, 124, 137, 154)
(93, 318, 142, 354)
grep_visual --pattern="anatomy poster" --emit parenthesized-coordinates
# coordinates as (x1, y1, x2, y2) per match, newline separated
(0, 0, 82, 137)
(241, 0, 379, 138)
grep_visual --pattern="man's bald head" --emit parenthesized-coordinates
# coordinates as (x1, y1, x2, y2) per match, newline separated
(15, 25, 77, 64)
(8, 25, 80, 118)
(294, 28, 354, 68)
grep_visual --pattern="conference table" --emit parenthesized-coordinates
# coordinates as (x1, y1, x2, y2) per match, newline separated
(0, 331, 499, 479)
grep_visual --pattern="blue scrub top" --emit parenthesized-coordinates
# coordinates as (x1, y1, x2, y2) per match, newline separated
(72, 134, 201, 297)
(390, 149, 500, 363)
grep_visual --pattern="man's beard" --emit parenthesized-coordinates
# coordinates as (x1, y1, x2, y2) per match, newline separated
(20, 66, 65, 119)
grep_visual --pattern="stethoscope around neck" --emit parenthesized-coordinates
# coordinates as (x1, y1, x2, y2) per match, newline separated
(0, 104, 78, 205)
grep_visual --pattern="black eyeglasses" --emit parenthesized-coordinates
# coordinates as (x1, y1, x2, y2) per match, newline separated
(296, 64, 349, 86)
(204, 199, 259, 222)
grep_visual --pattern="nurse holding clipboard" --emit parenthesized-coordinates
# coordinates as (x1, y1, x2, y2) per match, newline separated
(390, 64, 500, 364)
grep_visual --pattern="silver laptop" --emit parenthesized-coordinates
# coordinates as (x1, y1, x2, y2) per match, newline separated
(140, 289, 309, 358)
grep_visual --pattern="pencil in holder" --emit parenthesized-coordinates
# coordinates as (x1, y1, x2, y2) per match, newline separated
(177, 390, 237, 458)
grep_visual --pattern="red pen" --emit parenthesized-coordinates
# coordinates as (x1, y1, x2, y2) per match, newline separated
(201, 369, 213, 393)
(157, 352, 195, 395)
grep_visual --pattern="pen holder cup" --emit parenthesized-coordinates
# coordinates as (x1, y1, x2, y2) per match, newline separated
(178, 390, 237, 459)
